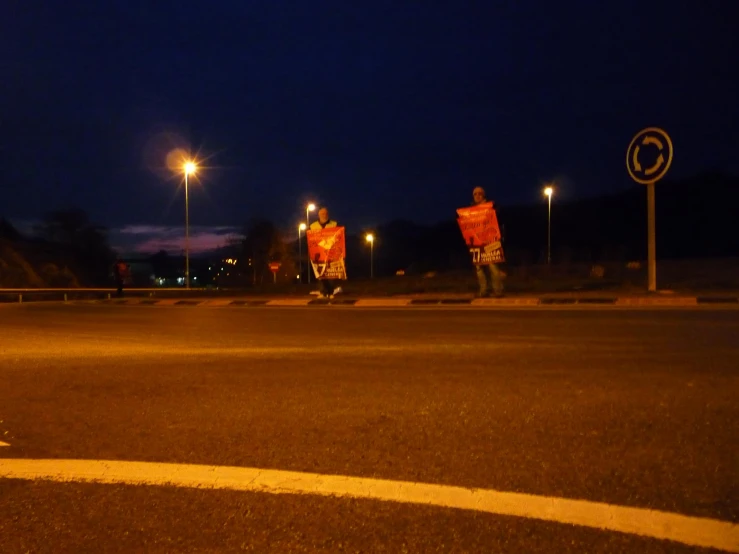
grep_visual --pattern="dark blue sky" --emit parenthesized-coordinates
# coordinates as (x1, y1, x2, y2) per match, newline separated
(2, 1, 738, 251)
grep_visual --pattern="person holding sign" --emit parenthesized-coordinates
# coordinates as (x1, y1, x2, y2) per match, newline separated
(458, 186, 505, 297)
(308, 207, 344, 298)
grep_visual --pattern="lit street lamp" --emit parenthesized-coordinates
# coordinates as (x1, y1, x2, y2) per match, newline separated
(298, 223, 307, 283)
(183, 161, 197, 288)
(305, 203, 316, 283)
(544, 185, 554, 264)
(365, 233, 375, 279)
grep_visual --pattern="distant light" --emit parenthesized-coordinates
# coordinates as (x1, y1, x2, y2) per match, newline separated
(365, 233, 374, 243)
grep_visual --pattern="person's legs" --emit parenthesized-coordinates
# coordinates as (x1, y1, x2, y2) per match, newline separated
(489, 263, 504, 296)
(475, 265, 490, 296)
(320, 279, 334, 297)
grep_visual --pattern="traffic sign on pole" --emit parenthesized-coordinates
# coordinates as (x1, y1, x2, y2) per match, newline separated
(626, 127, 673, 292)
(269, 262, 281, 284)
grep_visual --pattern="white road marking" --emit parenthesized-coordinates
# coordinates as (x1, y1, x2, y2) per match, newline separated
(354, 298, 412, 306)
(1, 459, 737, 552)
(265, 299, 312, 306)
(0, 341, 532, 360)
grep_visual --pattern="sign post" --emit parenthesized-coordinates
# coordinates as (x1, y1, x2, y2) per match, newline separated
(268, 262, 281, 284)
(626, 127, 673, 292)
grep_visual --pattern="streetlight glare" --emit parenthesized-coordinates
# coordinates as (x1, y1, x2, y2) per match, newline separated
(181, 160, 198, 289)
(305, 203, 317, 284)
(366, 233, 375, 278)
(544, 184, 554, 264)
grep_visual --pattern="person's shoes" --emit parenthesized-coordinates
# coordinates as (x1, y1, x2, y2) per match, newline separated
(477, 291, 491, 298)
(493, 292, 505, 298)
(333, 286, 343, 295)
(309, 290, 321, 296)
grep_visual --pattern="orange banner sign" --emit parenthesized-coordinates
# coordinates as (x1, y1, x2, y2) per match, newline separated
(306, 226, 347, 280)
(456, 202, 505, 264)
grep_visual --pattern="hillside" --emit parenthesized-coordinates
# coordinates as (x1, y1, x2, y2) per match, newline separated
(0, 239, 83, 288)
(341, 172, 739, 277)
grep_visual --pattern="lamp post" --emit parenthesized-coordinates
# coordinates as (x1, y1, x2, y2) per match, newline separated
(365, 233, 375, 279)
(544, 185, 554, 265)
(305, 203, 316, 283)
(183, 161, 197, 288)
(298, 223, 307, 283)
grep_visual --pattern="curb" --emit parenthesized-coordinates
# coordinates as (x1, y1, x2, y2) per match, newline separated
(38, 296, 739, 308)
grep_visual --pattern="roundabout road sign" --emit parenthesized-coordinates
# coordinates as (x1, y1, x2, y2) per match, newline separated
(626, 127, 674, 293)
(626, 127, 673, 184)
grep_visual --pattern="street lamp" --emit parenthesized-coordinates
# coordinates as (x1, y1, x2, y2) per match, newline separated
(183, 161, 197, 288)
(544, 185, 554, 264)
(305, 203, 316, 283)
(298, 223, 307, 283)
(365, 233, 375, 279)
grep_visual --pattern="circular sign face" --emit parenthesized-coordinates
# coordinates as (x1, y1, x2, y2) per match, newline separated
(268, 262, 281, 272)
(626, 127, 673, 184)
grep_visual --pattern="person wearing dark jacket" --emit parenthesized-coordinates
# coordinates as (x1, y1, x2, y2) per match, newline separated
(113, 258, 128, 297)
(471, 187, 504, 297)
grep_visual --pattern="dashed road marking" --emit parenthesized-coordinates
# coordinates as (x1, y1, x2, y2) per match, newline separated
(1, 458, 737, 552)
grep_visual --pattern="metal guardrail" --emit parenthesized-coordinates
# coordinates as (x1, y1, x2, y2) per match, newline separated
(0, 288, 212, 304)
(0, 288, 207, 293)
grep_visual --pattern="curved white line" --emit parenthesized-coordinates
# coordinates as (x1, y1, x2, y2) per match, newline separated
(1, 459, 737, 552)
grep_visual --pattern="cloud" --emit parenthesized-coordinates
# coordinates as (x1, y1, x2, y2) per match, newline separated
(6, 218, 39, 236)
(6, 218, 242, 256)
(111, 225, 241, 255)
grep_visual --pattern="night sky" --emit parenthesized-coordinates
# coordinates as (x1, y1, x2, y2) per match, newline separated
(3, 1, 738, 254)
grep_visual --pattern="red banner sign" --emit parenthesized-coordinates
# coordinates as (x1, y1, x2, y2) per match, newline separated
(268, 262, 281, 273)
(306, 227, 347, 280)
(456, 202, 505, 264)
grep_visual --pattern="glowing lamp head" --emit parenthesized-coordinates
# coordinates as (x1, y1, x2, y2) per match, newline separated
(184, 161, 197, 175)
(366, 233, 374, 243)
(299, 223, 307, 231)
(544, 186, 553, 197)
(307, 203, 316, 212)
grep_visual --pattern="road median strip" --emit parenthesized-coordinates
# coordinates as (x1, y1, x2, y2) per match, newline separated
(97, 296, 737, 307)
(4, 295, 739, 307)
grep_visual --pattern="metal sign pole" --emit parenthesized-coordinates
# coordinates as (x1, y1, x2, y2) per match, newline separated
(626, 127, 673, 294)
(647, 182, 657, 292)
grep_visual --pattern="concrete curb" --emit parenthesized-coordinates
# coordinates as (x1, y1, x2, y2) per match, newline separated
(38, 295, 739, 308)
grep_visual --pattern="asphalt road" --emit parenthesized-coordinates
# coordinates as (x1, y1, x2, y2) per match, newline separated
(1, 304, 738, 553)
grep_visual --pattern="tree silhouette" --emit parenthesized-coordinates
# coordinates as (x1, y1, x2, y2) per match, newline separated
(35, 208, 114, 285)
(239, 219, 296, 285)
(0, 218, 22, 241)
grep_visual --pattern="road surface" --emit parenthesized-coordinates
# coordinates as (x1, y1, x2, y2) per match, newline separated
(1, 304, 737, 552)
